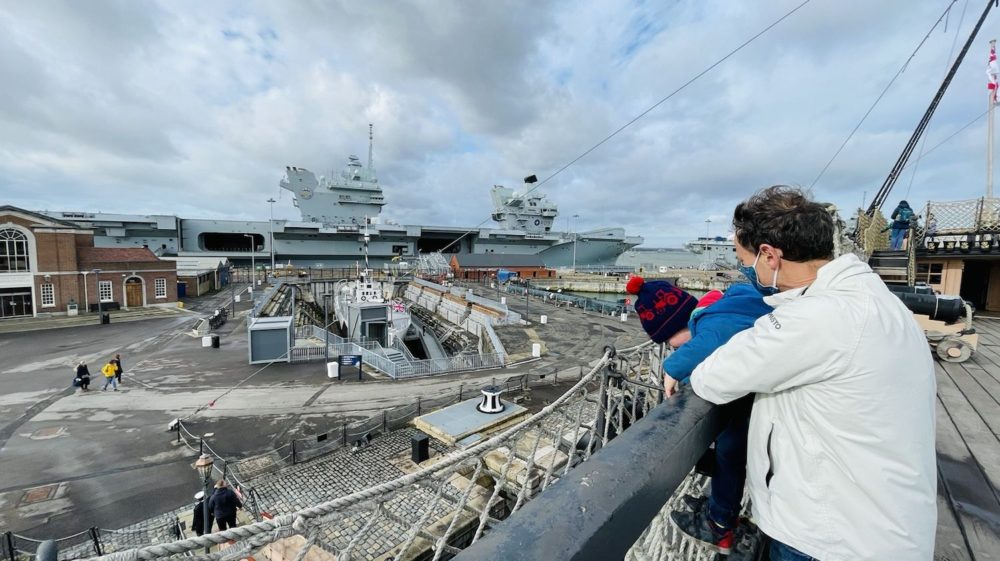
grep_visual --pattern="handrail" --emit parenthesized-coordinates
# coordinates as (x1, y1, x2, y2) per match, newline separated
(293, 323, 503, 378)
(453, 393, 724, 561)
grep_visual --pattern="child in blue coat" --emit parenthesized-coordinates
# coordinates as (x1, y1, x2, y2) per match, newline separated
(627, 278, 771, 555)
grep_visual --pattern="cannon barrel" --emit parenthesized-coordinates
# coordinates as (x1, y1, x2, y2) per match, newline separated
(891, 291, 965, 324)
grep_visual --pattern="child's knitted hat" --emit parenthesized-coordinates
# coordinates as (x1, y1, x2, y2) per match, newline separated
(625, 276, 697, 343)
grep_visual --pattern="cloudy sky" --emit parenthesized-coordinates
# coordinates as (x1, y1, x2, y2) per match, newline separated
(1, 0, 996, 247)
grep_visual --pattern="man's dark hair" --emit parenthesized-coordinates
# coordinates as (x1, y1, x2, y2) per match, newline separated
(732, 185, 834, 262)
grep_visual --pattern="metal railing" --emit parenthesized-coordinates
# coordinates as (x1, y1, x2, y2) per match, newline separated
(249, 281, 283, 318)
(290, 324, 506, 378)
(172, 423, 263, 522)
(392, 352, 506, 379)
(453, 392, 723, 561)
(65, 342, 744, 561)
(503, 283, 629, 316)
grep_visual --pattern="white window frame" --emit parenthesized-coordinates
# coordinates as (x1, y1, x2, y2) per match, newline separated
(155, 277, 167, 298)
(41, 283, 55, 307)
(99, 280, 113, 302)
(0, 228, 30, 272)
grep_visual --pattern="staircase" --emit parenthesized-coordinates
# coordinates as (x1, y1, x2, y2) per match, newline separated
(869, 250, 909, 287)
(382, 348, 412, 376)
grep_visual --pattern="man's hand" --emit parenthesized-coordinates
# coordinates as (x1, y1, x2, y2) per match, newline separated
(663, 374, 680, 398)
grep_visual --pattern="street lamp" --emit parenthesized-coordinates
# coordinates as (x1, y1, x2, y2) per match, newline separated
(267, 198, 276, 280)
(525, 278, 530, 321)
(193, 453, 214, 544)
(572, 214, 580, 272)
(243, 234, 255, 291)
(323, 293, 331, 363)
(92, 269, 103, 322)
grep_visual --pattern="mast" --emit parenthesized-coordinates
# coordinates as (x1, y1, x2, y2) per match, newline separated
(367, 123, 374, 173)
(363, 217, 371, 273)
(867, 0, 996, 215)
(989, 39, 997, 198)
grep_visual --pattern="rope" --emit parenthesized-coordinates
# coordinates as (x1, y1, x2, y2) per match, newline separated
(437, 0, 813, 255)
(337, 502, 383, 561)
(79, 350, 618, 561)
(811, 0, 959, 188)
(182, 350, 290, 421)
(905, 0, 970, 200)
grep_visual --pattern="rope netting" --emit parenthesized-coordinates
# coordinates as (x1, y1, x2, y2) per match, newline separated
(923, 197, 1000, 235)
(70, 341, 742, 561)
(852, 209, 890, 260)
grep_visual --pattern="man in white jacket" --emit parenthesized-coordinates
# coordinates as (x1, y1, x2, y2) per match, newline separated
(690, 186, 936, 561)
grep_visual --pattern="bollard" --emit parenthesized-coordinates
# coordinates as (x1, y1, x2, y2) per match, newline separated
(35, 540, 57, 561)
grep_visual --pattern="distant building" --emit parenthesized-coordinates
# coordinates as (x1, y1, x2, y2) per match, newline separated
(449, 254, 554, 281)
(159, 256, 231, 297)
(0, 206, 177, 318)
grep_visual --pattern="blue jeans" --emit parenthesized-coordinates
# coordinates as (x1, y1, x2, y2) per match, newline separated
(770, 538, 818, 561)
(707, 394, 753, 529)
(890, 228, 906, 250)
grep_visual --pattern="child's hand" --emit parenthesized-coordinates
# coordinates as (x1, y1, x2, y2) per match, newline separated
(663, 374, 680, 398)
(667, 328, 692, 348)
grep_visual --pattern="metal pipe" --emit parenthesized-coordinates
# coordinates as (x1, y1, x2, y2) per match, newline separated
(202, 478, 211, 552)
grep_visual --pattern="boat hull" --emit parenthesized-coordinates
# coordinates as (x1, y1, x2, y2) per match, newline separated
(40, 212, 643, 268)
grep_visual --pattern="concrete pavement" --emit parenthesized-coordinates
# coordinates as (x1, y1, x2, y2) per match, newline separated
(0, 286, 647, 541)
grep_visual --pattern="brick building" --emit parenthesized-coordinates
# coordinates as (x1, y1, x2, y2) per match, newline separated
(0, 206, 177, 318)
(449, 254, 555, 281)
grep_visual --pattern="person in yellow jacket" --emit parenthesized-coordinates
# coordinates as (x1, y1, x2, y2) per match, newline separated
(101, 360, 118, 391)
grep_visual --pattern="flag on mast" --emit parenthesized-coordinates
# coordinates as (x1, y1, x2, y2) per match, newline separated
(988, 40, 998, 104)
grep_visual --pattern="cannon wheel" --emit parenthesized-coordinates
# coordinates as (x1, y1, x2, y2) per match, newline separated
(936, 337, 974, 363)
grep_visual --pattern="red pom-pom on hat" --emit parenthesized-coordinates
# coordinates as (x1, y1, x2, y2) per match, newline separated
(625, 276, 645, 295)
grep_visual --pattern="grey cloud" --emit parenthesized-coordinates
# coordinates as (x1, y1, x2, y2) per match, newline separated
(0, 0, 994, 248)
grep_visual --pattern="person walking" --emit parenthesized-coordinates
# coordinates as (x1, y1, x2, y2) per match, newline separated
(207, 480, 242, 531)
(75, 361, 91, 392)
(112, 353, 124, 385)
(690, 186, 935, 560)
(191, 491, 213, 536)
(101, 359, 118, 391)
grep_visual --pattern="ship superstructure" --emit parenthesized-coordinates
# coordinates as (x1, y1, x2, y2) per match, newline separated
(489, 185, 558, 234)
(684, 236, 737, 268)
(39, 127, 643, 268)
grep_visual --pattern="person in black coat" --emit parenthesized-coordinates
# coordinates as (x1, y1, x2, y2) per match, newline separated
(75, 361, 91, 392)
(191, 491, 214, 536)
(207, 480, 242, 531)
(112, 353, 124, 384)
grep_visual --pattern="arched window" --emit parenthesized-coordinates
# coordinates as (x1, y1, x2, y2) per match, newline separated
(0, 229, 30, 272)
